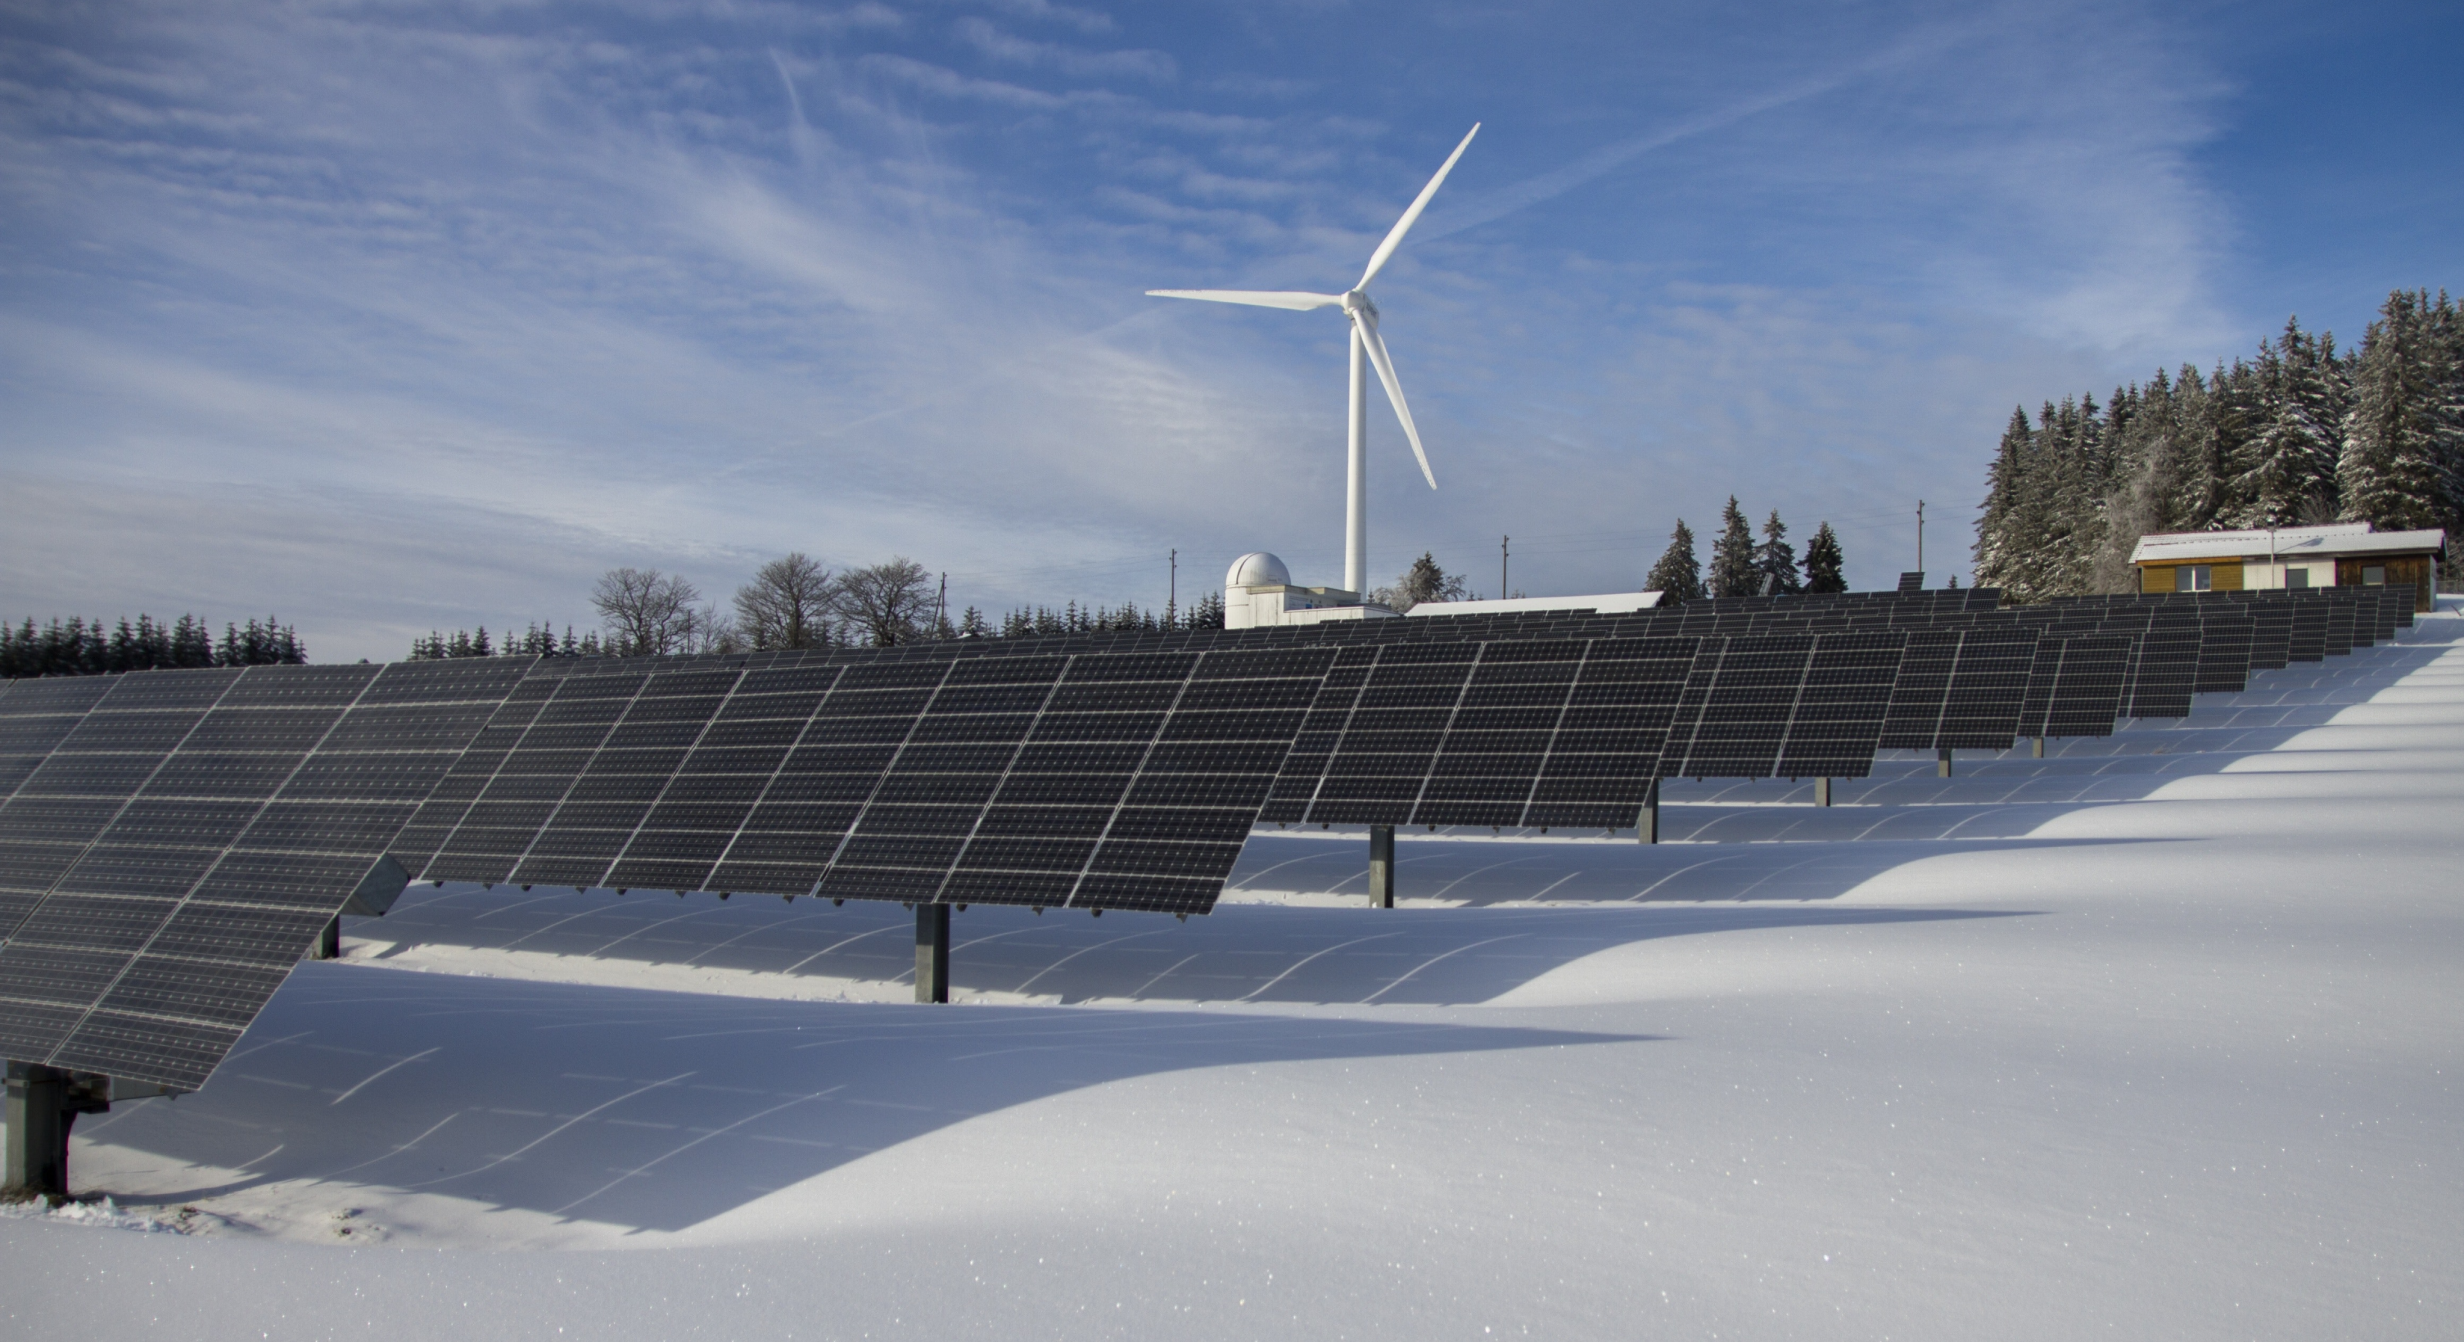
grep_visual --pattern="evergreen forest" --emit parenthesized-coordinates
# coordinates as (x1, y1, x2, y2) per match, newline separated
(0, 615, 306, 678)
(1974, 288, 2464, 601)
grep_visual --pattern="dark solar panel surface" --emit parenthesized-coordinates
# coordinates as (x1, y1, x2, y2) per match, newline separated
(0, 584, 2403, 1090)
(1662, 631, 1906, 779)
(0, 677, 125, 936)
(1878, 630, 2037, 751)
(2124, 618, 2203, 719)
(2193, 613, 2255, 694)
(0, 659, 530, 1088)
(2322, 599, 2356, 657)
(411, 646, 1330, 916)
(1261, 637, 1697, 831)
(2245, 600, 2293, 671)
(2286, 596, 2328, 662)
(1520, 638, 1699, 828)
(2017, 636, 2133, 739)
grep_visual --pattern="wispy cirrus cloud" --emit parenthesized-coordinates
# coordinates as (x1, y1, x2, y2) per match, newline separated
(0, 0, 2338, 658)
(952, 17, 1176, 82)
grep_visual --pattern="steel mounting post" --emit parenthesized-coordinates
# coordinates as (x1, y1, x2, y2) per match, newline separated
(1814, 777, 1832, 807)
(1367, 824, 1395, 908)
(1639, 778, 1660, 844)
(1937, 746, 1954, 778)
(915, 903, 950, 1004)
(4, 1062, 109, 1201)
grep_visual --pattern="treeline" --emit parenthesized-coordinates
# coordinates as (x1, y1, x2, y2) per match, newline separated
(1, 615, 307, 679)
(410, 624, 597, 659)
(1644, 499, 1846, 602)
(411, 554, 1232, 660)
(1976, 288, 2464, 601)
(983, 595, 1224, 637)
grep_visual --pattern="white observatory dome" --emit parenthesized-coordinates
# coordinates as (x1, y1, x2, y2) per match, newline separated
(1226, 552, 1292, 589)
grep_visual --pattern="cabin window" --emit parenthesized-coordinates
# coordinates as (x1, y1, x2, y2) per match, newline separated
(2175, 565, 2212, 592)
(2363, 566, 2386, 585)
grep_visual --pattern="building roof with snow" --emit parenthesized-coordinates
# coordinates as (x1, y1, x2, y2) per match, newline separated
(2129, 522, 2446, 565)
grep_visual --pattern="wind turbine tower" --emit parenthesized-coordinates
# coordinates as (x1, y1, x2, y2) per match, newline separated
(1149, 124, 1480, 596)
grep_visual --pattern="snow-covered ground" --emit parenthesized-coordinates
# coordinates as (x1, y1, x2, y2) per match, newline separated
(6, 603, 2460, 1339)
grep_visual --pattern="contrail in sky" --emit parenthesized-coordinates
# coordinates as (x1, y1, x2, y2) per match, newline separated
(1418, 22, 1970, 244)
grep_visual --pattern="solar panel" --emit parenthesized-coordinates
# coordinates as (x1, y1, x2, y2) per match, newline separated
(866, 647, 1325, 915)
(0, 659, 530, 1089)
(1773, 631, 1908, 776)
(1290, 641, 1483, 826)
(405, 646, 1330, 917)
(1878, 629, 2036, 751)
(2124, 616, 2202, 719)
(2285, 594, 2328, 662)
(1256, 646, 1376, 826)
(1394, 639, 1587, 830)
(0, 670, 243, 961)
(1662, 631, 1908, 779)
(2321, 597, 2356, 657)
(1256, 636, 1697, 831)
(2016, 635, 2133, 739)
(2193, 611, 2255, 694)
(2244, 598, 2293, 671)
(2365, 586, 2400, 643)
(1520, 637, 1697, 828)
(0, 581, 2405, 1094)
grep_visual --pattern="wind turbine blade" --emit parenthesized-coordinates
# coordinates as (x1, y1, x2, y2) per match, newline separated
(1356, 123, 1481, 291)
(1353, 311, 1436, 490)
(1146, 289, 1346, 311)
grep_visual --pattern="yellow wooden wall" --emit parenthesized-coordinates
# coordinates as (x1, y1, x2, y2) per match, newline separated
(2138, 561, 2243, 592)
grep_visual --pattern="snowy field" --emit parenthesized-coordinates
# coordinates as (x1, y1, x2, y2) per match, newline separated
(6, 603, 2461, 1339)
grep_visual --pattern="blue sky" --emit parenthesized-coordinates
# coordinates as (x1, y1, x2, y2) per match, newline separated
(2, 0, 2456, 661)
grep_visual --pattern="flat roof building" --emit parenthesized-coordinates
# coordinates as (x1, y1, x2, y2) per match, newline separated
(2130, 522, 2447, 611)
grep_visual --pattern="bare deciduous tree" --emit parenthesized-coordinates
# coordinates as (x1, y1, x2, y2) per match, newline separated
(830, 556, 936, 646)
(591, 567, 701, 656)
(679, 601, 744, 655)
(733, 553, 833, 649)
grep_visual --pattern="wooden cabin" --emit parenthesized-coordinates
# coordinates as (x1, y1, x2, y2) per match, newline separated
(2129, 523, 2446, 612)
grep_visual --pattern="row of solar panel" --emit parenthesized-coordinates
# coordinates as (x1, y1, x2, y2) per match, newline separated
(0, 586, 2404, 1088)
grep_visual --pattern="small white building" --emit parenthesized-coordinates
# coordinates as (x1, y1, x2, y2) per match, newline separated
(1221, 552, 1663, 629)
(1221, 553, 1395, 629)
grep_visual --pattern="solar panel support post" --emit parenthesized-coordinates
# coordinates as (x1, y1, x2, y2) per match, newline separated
(1639, 778, 1659, 844)
(915, 903, 951, 1004)
(2032, 736, 2045, 759)
(4, 1062, 108, 1201)
(1367, 824, 1396, 909)
(1814, 777, 1832, 807)
(311, 916, 341, 961)
(1937, 746, 1953, 778)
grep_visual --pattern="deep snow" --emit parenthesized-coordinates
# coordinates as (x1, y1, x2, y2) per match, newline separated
(4, 604, 2459, 1338)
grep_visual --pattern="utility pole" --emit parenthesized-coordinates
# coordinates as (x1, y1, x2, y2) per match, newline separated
(1916, 500, 1926, 579)
(935, 573, 947, 637)
(1169, 549, 1178, 626)
(1501, 534, 1510, 599)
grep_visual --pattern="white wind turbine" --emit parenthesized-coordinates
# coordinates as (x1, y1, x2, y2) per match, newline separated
(1149, 124, 1479, 596)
